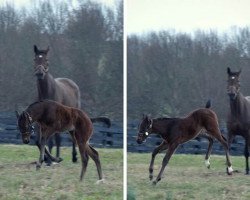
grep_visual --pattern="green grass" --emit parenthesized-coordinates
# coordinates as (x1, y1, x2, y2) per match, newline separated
(128, 153, 250, 200)
(0, 144, 123, 200)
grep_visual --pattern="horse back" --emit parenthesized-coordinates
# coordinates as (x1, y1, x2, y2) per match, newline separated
(55, 78, 81, 108)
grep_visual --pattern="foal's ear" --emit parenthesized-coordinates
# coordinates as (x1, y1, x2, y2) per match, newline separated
(15, 111, 20, 119)
(45, 46, 50, 54)
(34, 45, 38, 54)
(238, 69, 242, 75)
(227, 67, 231, 75)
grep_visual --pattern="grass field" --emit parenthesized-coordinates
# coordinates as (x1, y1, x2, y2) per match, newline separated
(128, 152, 250, 200)
(0, 144, 123, 200)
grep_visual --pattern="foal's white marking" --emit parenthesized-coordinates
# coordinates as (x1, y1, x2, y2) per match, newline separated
(205, 158, 210, 168)
(39, 55, 43, 58)
(231, 76, 235, 79)
(228, 166, 234, 174)
(95, 179, 105, 184)
(145, 132, 149, 136)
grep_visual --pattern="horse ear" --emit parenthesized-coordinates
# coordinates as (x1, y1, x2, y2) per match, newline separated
(15, 111, 20, 119)
(227, 67, 231, 75)
(34, 45, 38, 54)
(46, 46, 50, 54)
(238, 69, 242, 75)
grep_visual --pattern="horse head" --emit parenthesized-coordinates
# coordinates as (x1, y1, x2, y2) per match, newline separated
(227, 67, 241, 100)
(33, 45, 49, 80)
(136, 114, 153, 144)
(16, 111, 34, 144)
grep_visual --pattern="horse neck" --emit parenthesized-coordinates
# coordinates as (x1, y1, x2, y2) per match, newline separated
(229, 92, 245, 117)
(151, 118, 172, 137)
(26, 102, 44, 122)
(37, 72, 56, 100)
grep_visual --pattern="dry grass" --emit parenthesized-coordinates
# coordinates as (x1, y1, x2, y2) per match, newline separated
(0, 144, 123, 200)
(128, 153, 250, 200)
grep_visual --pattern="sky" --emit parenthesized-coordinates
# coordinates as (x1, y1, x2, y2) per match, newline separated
(127, 0, 250, 34)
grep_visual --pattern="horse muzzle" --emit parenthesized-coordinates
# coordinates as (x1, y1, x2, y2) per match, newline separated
(22, 138, 30, 144)
(228, 93, 236, 100)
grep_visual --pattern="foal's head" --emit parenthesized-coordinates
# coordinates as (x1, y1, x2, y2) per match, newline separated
(137, 115, 153, 144)
(16, 111, 34, 144)
(33, 45, 49, 79)
(227, 67, 241, 100)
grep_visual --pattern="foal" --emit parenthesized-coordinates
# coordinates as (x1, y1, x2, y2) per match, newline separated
(16, 100, 103, 181)
(137, 101, 233, 185)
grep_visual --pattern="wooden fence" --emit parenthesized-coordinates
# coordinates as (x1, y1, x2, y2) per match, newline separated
(0, 112, 246, 156)
(0, 112, 123, 149)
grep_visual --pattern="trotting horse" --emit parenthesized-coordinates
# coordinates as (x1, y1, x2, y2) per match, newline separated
(136, 101, 233, 185)
(16, 100, 104, 182)
(227, 67, 250, 174)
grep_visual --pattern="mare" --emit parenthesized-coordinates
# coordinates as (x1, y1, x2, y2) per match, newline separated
(227, 67, 250, 174)
(33, 45, 110, 163)
(16, 100, 104, 182)
(137, 101, 233, 185)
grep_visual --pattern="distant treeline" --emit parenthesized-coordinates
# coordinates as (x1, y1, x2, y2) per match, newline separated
(128, 28, 250, 121)
(0, 0, 123, 120)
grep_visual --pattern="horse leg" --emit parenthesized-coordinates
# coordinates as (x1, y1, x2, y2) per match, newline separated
(244, 137, 249, 174)
(87, 145, 103, 181)
(202, 135, 214, 169)
(36, 137, 46, 170)
(149, 141, 168, 180)
(55, 133, 61, 159)
(69, 130, 78, 163)
(210, 130, 233, 175)
(74, 131, 89, 181)
(153, 143, 178, 185)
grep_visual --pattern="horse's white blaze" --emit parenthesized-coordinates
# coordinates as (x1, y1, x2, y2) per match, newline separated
(145, 132, 149, 136)
(228, 166, 233, 173)
(205, 159, 210, 167)
(39, 55, 43, 58)
(231, 76, 235, 79)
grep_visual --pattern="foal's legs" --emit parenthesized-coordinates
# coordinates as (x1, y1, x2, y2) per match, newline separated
(244, 137, 249, 174)
(87, 145, 103, 181)
(74, 131, 89, 181)
(36, 137, 46, 170)
(149, 141, 168, 180)
(69, 130, 78, 163)
(208, 129, 233, 175)
(202, 135, 214, 168)
(153, 143, 178, 185)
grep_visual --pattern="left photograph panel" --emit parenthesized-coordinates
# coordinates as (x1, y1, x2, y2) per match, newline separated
(0, 0, 123, 199)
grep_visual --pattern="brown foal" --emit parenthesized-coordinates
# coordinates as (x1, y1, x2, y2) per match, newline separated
(16, 100, 103, 182)
(137, 101, 233, 185)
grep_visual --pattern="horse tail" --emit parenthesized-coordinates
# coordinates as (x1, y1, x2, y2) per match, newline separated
(91, 117, 111, 128)
(205, 99, 211, 109)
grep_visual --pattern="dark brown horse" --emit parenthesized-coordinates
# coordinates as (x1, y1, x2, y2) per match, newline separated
(227, 67, 250, 174)
(33, 45, 81, 163)
(137, 101, 233, 185)
(16, 100, 104, 182)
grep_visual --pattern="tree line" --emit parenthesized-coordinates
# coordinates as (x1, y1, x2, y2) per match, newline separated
(0, 0, 123, 120)
(128, 27, 250, 123)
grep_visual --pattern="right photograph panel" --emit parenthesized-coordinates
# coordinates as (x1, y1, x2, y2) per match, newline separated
(127, 0, 250, 199)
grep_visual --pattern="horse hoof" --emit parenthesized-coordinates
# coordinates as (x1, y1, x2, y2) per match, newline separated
(227, 166, 233, 175)
(36, 164, 41, 170)
(57, 157, 63, 163)
(72, 157, 77, 163)
(152, 180, 157, 185)
(149, 175, 153, 180)
(95, 179, 105, 184)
